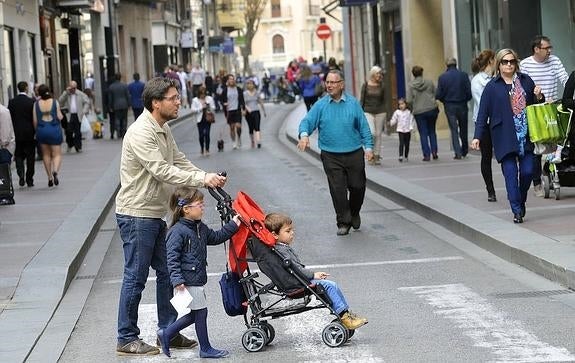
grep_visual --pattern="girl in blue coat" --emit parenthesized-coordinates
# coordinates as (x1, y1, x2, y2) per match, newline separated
(159, 186, 240, 358)
(471, 48, 544, 223)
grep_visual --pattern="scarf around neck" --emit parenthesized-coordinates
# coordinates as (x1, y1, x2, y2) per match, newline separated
(509, 73, 528, 156)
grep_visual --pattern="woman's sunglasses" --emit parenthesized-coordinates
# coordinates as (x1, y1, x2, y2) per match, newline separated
(500, 59, 517, 66)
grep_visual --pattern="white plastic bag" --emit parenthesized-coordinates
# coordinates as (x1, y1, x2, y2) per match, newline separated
(81, 115, 92, 138)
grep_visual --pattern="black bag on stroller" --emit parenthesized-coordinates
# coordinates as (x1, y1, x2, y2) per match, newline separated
(219, 271, 247, 316)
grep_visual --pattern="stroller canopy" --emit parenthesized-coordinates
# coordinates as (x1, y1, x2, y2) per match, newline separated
(229, 191, 276, 274)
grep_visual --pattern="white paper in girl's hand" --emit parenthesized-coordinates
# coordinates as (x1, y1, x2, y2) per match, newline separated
(170, 288, 193, 319)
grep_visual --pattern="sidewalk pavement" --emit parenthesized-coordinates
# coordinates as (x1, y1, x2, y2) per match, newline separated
(0, 109, 192, 362)
(2, 102, 575, 361)
(284, 103, 575, 290)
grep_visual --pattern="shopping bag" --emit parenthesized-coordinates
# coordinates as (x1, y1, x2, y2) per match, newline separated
(526, 103, 564, 143)
(219, 271, 246, 316)
(81, 115, 92, 134)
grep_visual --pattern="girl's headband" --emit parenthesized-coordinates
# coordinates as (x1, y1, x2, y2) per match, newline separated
(177, 198, 188, 207)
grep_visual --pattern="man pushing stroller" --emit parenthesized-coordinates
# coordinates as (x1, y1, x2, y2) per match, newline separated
(264, 213, 368, 330)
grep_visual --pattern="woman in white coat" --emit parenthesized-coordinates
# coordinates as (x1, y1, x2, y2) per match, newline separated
(191, 86, 216, 155)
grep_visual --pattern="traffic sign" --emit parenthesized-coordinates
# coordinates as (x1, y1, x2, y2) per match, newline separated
(316, 24, 332, 40)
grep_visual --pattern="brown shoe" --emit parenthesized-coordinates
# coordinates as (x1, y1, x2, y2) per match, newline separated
(116, 339, 160, 356)
(156, 333, 198, 349)
(340, 311, 368, 330)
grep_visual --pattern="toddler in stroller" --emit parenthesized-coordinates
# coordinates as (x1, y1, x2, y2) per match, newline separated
(263, 212, 368, 331)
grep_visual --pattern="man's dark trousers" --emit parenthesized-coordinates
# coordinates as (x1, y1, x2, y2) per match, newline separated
(444, 102, 469, 157)
(15, 140, 35, 185)
(320, 148, 366, 228)
(66, 113, 82, 151)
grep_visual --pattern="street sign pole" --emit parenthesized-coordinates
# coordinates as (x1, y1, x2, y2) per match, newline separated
(323, 40, 326, 63)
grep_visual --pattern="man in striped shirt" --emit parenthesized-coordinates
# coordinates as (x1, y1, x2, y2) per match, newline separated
(520, 35, 569, 197)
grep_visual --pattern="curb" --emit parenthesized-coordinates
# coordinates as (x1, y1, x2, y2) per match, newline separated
(283, 103, 575, 292)
(0, 112, 192, 363)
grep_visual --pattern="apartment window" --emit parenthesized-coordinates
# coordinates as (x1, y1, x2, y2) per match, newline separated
(272, 34, 284, 53)
(271, 0, 281, 17)
(28, 33, 38, 83)
(3, 28, 15, 99)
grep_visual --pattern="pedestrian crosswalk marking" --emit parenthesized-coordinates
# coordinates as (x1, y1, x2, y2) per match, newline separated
(104, 256, 464, 284)
(399, 283, 574, 362)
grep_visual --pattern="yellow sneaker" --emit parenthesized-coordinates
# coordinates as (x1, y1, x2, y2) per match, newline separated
(340, 311, 368, 330)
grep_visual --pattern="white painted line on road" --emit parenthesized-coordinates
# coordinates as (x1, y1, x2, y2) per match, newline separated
(104, 256, 464, 284)
(398, 283, 575, 362)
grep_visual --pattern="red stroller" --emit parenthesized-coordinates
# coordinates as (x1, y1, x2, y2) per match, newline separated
(208, 187, 356, 352)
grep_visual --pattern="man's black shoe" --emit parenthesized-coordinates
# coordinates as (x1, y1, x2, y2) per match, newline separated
(337, 225, 351, 236)
(351, 215, 361, 229)
(19, 177, 25, 187)
(487, 193, 497, 202)
(513, 214, 523, 224)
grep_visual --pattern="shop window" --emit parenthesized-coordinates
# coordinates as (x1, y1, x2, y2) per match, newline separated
(272, 34, 284, 53)
(3, 28, 15, 99)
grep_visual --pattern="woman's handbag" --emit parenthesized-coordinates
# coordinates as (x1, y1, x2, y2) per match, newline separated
(205, 109, 215, 123)
(526, 102, 564, 143)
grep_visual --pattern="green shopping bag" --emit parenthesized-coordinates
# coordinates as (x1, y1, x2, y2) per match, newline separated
(557, 104, 572, 140)
(526, 103, 563, 143)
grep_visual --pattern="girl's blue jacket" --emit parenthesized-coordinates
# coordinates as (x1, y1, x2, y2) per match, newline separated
(166, 217, 238, 287)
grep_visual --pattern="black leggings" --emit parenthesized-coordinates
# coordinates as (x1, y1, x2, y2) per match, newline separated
(245, 110, 261, 134)
(398, 132, 411, 158)
(480, 129, 495, 194)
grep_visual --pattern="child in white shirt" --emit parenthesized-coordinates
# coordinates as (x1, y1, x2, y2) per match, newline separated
(389, 98, 415, 162)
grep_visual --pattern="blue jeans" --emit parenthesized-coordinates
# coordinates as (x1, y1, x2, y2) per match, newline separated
(414, 108, 439, 158)
(500, 152, 534, 215)
(312, 279, 349, 315)
(444, 103, 469, 156)
(116, 214, 177, 344)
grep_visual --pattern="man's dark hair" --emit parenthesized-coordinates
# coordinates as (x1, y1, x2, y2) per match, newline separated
(412, 66, 424, 77)
(17, 81, 28, 93)
(115, 73, 122, 81)
(133, 73, 140, 81)
(142, 77, 178, 112)
(531, 35, 551, 52)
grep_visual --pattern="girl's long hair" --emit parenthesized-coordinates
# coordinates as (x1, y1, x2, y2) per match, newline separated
(169, 186, 204, 227)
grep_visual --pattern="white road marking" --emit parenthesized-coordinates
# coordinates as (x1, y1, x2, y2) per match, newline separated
(399, 283, 575, 362)
(104, 256, 464, 284)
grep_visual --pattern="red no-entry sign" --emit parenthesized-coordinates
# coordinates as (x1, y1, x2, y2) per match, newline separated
(316, 24, 332, 40)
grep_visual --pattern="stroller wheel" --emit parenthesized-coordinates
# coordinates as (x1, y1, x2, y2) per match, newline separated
(242, 327, 268, 352)
(331, 318, 354, 339)
(259, 322, 275, 345)
(322, 322, 348, 348)
(542, 175, 551, 199)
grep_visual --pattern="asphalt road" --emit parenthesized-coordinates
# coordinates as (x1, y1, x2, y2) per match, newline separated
(59, 103, 575, 362)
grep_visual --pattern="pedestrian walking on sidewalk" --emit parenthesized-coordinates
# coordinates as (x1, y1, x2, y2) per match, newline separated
(436, 58, 472, 160)
(520, 35, 569, 197)
(389, 98, 415, 163)
(360, 65, 387, 165)
(115, 77, 227, 356)
(128, 73, 145, 120)
(59, 81, 90, 153)
(297, 70, 374, 236)
(34, 85, 64, 187)
(8, 81, 36, 187)
(0, 104, 15, 204)
(158, 187, 240, 358)
(243, 79, 266, 148)
(406, 66, 440, 161)
(471, 48, 544, 224)
(107, 73, 131, 138)
(191, 86, 216, 155)
(220, 74, 245, 149)
(471, 49, 497, 202)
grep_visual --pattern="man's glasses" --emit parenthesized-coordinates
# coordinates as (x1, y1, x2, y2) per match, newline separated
(163, 94, 181, 102)
(325, 80, 343, 85)
(500, 59, 517, 66)
(539, 46, 553, 51)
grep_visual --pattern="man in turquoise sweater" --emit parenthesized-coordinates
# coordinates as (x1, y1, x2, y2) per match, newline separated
(298, 69, 374, 236)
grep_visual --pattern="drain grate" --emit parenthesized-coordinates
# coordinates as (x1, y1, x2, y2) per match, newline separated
(492, 289, 574, 299)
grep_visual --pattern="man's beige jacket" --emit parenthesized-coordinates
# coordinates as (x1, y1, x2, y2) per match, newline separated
(116, 109, 206, 218)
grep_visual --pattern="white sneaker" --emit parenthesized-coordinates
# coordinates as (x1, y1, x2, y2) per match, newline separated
(533, 184, 544, 197)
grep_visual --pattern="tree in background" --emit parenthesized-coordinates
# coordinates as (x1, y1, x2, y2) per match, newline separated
(241, 0, 267, 76)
